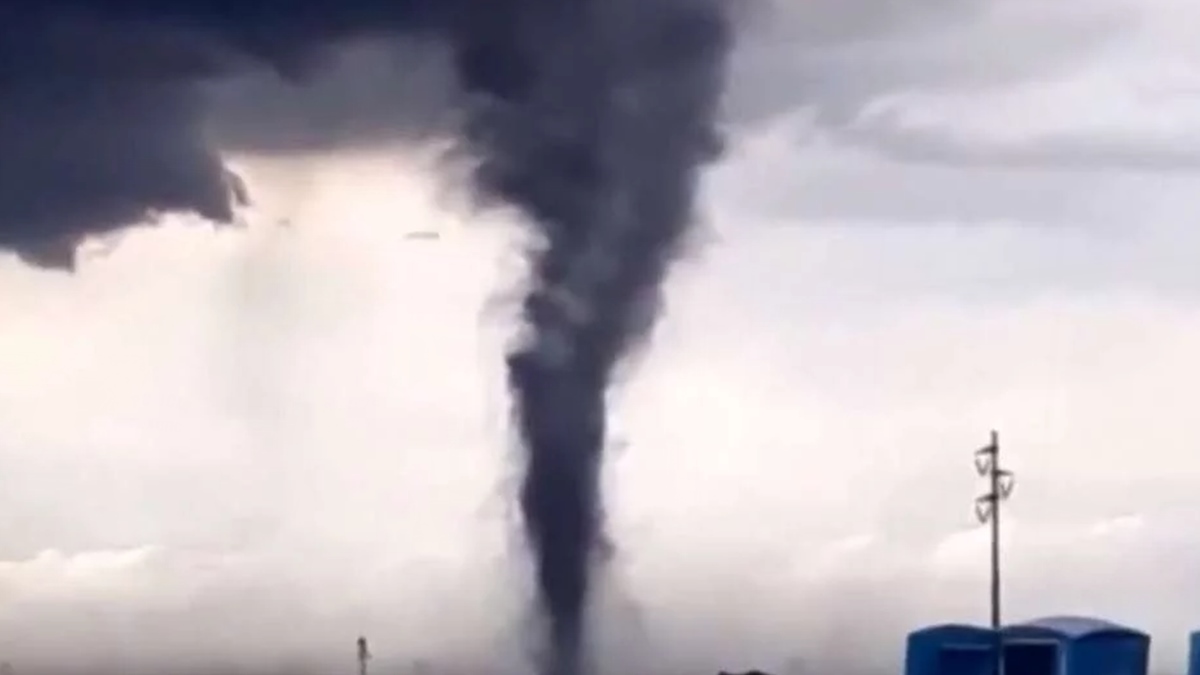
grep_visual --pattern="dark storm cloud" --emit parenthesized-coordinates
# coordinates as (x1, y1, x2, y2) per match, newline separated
(203, 37, 459, 154)
(0, 1, 447, 268)
(0, 75, 242, 268)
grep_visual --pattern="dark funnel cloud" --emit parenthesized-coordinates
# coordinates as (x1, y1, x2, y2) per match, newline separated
(0, 2, 733, 674)
(472, 3, 732, 674)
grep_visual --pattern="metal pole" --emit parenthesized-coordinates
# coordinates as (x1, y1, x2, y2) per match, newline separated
(990, 429, 1001, 632)
(974, 430, 1015, 675)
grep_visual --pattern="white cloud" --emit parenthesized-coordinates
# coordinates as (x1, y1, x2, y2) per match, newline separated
(731, 0, 1200, 172)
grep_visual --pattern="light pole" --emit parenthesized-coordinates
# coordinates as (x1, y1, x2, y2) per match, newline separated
(974, 430, 1015, 675)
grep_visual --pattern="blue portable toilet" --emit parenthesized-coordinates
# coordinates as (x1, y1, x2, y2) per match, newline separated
(905, 624, 998, 675)
(1000, 616, 1149, 675)
(1186, 630, 1200, 675)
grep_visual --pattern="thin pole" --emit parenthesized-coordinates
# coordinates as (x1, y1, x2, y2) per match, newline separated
(990, 429, 1001, 632)
(974, 430, 1015, 675)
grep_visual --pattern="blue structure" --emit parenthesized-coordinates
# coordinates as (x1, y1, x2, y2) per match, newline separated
(905, 624, 997, 675)
(1000, 616, 1150, 675)
(1185, 630, 1200, 675)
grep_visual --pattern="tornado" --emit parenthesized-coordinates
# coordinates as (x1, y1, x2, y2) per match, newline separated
(453, 2, 733, 674)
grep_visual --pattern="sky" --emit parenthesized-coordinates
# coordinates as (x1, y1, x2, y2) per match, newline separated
(4, 0, 1200, 673)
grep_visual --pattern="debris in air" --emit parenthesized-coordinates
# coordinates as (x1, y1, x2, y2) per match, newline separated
(403, 230, 441, 241)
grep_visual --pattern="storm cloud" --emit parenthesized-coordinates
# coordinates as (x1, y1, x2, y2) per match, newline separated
(0, 1, 495, 268)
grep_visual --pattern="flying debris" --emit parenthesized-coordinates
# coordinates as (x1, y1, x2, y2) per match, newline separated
(403, 230, 440, 241)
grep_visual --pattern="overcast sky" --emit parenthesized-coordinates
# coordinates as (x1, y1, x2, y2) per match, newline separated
(3, 0, 1200, 673)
